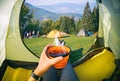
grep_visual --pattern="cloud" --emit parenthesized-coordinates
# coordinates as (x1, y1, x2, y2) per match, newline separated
(57, 7, 82, 13)
(59, 7, 79, 13)
(59, 7, 70, 13)
(77, 0, 96, 3)
(26, 0, 96, 6)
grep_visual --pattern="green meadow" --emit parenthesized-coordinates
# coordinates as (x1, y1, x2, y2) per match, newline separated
(23, 35, 96, 63)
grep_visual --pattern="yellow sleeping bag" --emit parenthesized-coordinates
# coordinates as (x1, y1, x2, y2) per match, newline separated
(74, 49, 116, 81)
(2, 66, 32, 81)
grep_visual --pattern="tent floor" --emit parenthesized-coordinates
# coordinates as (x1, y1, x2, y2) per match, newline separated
(0, 60, 38, 81)
(0, 59, 120, 81)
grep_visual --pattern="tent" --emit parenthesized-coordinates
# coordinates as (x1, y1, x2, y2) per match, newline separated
(0, 0, 120, 81)
(76, 29, 88, 37)
(60, 32, 69, 36)
(47, 30, 63, 38)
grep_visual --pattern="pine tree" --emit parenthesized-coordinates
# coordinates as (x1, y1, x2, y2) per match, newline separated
(92, 6, 99, 32)
(75, 18, 82, 33)
(82, 2, 99, 33)
(82, 2, 92, 32)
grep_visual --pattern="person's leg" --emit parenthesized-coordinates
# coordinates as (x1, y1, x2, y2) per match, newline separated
(41, 66, 60, 81)
(60, 62, 80, 81)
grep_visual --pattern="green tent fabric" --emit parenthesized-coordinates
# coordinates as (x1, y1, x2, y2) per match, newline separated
(0, 0, 119, 65)
(98, 0, 120, 59)
(6, 0, 39, 62)
(73, 0, 120, 80)
(0, 0, 39, 67)
(0, 0, 120, 80)
(0, 0, 15, 66)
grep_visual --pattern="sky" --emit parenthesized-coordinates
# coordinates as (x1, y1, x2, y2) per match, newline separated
(25, 0, 96, 6)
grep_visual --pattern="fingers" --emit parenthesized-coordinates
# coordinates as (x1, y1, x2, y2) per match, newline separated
(41, 44, 63, 66)
(51, 56, 63, 65)
(44, 44, 63, 65)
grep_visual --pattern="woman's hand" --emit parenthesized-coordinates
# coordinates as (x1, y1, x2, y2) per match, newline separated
(28, 44, 63, 81)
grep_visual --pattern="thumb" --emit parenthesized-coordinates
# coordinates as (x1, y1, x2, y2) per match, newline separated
(51, 56, 63, 65)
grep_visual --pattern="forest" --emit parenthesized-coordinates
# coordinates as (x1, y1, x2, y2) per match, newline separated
(20, 2, 99, 38)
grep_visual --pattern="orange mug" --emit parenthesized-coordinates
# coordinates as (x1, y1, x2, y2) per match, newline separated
(47, 46, 70, 69)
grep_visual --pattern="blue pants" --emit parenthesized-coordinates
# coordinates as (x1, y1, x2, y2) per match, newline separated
(42, 62, 80, 81)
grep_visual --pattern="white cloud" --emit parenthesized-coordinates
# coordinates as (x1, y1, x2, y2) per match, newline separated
(59, 7, 70, 13)
(59, 7, 80, 13)
(25, 0, 96, 6)
(78, 0, 96, 3)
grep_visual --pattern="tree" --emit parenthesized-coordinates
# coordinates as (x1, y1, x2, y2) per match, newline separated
(67, 17, 76, 34)
(20, 4, 30, 28)
(59, 16, 67, 33)
(82, 2, 93, 32)
(82, 2, 99, 33)
(51, 20, 60, 30)
(92, 6, 99, 32)
(59, 16, 76, 34)
(20, 3, 31, 38)
(41, 19, 53, 34)
(75, 18, 82, 34)
(27, 10, 34, 24)
(25, 19, 40, 32)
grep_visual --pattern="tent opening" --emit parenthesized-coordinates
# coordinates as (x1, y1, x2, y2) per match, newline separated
(20, 0, 99, 63)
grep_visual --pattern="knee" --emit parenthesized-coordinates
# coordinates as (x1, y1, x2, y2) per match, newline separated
(64, 62, 73, 70)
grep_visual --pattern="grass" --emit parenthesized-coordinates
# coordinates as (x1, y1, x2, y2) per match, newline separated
(23, 35, 96, 63)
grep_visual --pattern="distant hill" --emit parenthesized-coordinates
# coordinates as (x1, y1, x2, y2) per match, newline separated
(25, 3, 59, 20)
(25, 3, 82, 21)
(37, 3, 96, 14)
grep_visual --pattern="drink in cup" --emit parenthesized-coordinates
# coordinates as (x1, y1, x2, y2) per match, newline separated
(47, 46, 70, 69)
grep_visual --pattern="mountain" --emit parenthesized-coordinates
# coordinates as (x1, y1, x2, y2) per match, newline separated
(25, 3, 59, 20)
(37, 3, 97, 14)
(25, 3, 82, 21)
